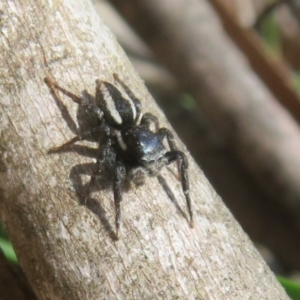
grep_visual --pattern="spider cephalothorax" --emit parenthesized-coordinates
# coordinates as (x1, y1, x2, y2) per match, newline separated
(45, 74, 193, 239)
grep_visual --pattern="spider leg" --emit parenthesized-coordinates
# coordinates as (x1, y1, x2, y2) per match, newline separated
(82, 134, 123, 239)
(45, 77, 103, 120)
(83, 136, 111, 205)
(158, 128, 177, 151)
(113, 161, 125, 239)
(158, 128, 182, 178)
(48, 126, 102, 153)
(140, 113, 159, 131)
(164, 150, 193, 227)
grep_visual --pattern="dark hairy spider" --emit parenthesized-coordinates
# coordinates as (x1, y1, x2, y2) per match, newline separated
(45, 74, 193, 239)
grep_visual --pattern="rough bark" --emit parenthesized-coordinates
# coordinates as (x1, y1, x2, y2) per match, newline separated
(0, 0, 289, 299)
(109, 0, 300, 229)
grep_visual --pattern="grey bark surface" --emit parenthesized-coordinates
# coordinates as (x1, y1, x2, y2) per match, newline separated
(0, 1, 289, 299)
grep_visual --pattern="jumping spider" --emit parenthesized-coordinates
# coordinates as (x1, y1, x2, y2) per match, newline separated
(45, 74, 193, 239)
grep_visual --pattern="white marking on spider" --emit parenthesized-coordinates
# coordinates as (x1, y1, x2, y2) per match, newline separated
(101, 85, 122, 124)
(117, 132, 127, 150)
(115, 79, 137, 121)
(123, 95, 137, 121)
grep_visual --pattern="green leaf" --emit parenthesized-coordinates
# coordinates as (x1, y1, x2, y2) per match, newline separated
(278, 276, 300, 300)
(179, 93, 196, 110)
(260, 14, 281, 56)
(0, 237, 18, 264)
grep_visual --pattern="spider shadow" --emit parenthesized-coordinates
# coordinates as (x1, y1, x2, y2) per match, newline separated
(68, 154, 119, 241)
(157, 175, 188, 221)
(48, 85, 119, 239)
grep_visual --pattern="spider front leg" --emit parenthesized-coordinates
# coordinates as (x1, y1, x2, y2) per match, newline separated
(44, 77, 103, 120)
(141, 113, 159, 131)
(165, 151, 193, 228)
(158, 127, 183, 178)
(158, 128, 177, 151)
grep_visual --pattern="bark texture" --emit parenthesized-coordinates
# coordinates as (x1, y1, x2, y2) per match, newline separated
(0, 0, 289, 299)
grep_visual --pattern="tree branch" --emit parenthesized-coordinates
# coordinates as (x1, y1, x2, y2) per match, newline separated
(0, 0, 289, 299)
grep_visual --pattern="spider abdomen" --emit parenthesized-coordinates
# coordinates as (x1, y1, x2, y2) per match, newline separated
(96, 80, 141, 129)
